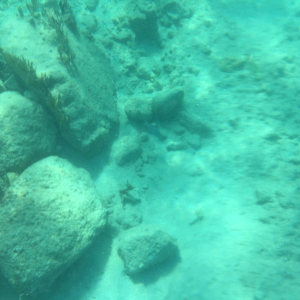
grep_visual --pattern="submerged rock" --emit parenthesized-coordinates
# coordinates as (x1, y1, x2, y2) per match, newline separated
(0, 17, 118, 156)
(152, 87, 184, 120)
(124, 97, 153, 121)
(115, 135, 142, 166)
(50, 32, 119, 155)
(118, 225, 179, 275)
(0, 156, 106, 297)
(127, 0, 160, 42)
(178, 111, 213, 138)
(0, 91, 56, 174)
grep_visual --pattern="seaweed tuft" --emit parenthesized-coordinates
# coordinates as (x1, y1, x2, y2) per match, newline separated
(0, 48, 69, 128)
(26, 0, 39, 16)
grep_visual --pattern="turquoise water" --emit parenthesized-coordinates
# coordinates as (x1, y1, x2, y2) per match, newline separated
(0, 0, 300, 299)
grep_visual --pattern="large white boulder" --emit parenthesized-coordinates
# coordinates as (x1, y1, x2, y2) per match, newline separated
(0, 91, 57, 174)
(0, 156, 106, 298)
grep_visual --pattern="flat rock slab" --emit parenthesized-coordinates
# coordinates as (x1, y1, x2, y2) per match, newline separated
(118, 225, 178, 275)
(0, 156, 106, 298)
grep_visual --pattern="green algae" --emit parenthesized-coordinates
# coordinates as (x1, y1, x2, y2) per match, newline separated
(0, 48, 69, 128)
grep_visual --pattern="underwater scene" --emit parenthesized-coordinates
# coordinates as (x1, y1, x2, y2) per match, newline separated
(0, 0, 299, 299)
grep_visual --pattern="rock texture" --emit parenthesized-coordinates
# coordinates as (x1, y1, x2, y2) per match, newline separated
(0, 91, 56, 174)
(49, 32, 119, 155)
(127, 0, 159, 42)
(118, 225, 178, 275)
(0, 156, 106, 297)
(0, 15, 118, 156)
(124, 97, 153, 121)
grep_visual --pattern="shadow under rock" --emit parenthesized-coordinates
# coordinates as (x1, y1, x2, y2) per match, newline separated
(58, 137, 112, 180)
(39, 233, 113, 300)
(129, 250, 181, 286)
(56, 120, 119, 180)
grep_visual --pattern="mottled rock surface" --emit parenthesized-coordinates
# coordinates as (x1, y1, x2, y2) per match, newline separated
(127, 0, 159, 42)
(51, 32, 118, 155)
(0, 91, 56, 174)
(118, 225, 178, 275)
(0, 156, 106, 297)
(125, 97, 153, 121)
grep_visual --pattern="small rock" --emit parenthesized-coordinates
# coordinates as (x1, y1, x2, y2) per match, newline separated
(115, 135, 142, 166)
(125, 97, 153, 121)
(118, 225, 179, 275)
(152, 87, 184, 120)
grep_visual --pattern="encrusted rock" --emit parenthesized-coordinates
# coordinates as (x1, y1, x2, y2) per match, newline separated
(0, 19, 118, 156)
(124, 97, 153, 121)
(51, 34, 118, 155)
(118, 225, 179, 275)
(0, 156, 106, 297)
(127, 1, 159, 42)
(0, 91, 56, 174)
